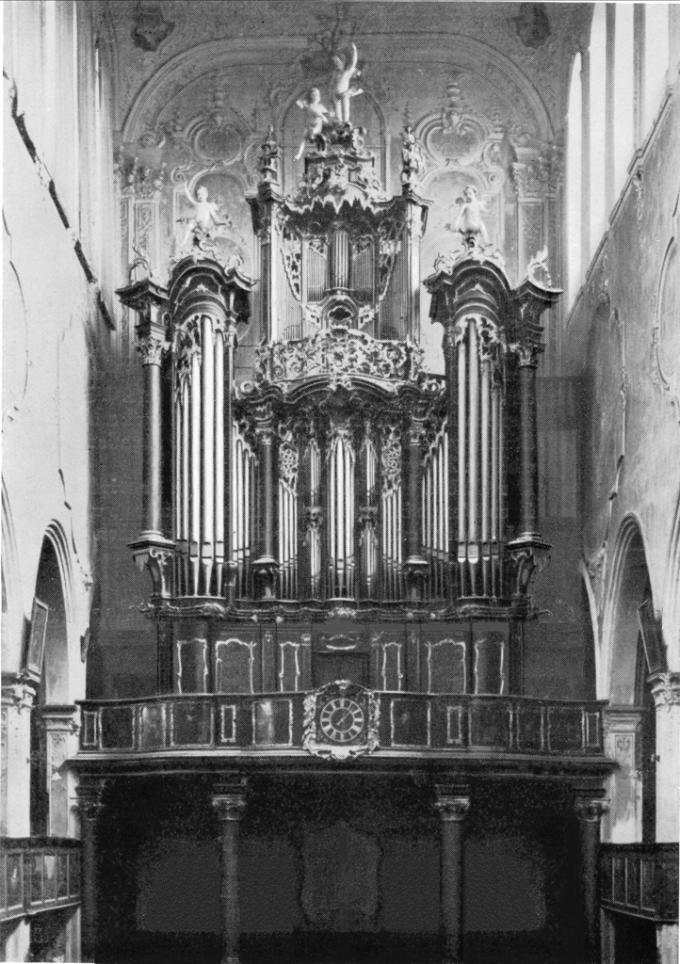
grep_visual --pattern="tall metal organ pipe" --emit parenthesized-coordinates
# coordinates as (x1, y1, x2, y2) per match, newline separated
(447, 311, 505, 600)
(167, 260, 251, 598)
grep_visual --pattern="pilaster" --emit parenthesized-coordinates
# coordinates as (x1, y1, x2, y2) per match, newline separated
(602, 706, 644, 842)
(1, 676, 36, 836)
(42, 704, 80, 837)
(649, 672, 680, 841)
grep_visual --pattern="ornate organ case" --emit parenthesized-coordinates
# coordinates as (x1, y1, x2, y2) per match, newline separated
(118, 117, 560, 742)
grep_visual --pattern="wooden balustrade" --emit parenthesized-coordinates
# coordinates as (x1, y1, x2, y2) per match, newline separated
(0, 838, 80, 923)
(600, 843, 679, 922)
(78, 693, 606, 757)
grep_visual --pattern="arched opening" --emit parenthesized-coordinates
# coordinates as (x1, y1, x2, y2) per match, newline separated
(606, 521, 658, 846)
(609, 525, 651, 705)
(30, 535, 70, 836)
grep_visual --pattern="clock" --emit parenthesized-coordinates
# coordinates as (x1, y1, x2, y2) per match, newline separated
(318, 695, 366, 743)
(303, 682, 379, 760)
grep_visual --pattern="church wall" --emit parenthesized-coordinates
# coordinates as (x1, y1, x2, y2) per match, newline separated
(566, 66, 680, 680)
(2, 3, 116, 958)
(566, 61, 680, 847)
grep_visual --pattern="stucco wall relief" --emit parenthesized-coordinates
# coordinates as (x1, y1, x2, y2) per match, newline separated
(652, 230, 680, 424)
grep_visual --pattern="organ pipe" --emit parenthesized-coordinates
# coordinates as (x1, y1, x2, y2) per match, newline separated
(190, 349, 201, 594)
(518, 350, 540, 538)
(201, 315, 215, 593)
(214, 328, 225, 596)
(165, 260, 254, 599)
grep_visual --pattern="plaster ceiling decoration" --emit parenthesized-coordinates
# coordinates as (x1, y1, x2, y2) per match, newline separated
(110, 1, 581, 146)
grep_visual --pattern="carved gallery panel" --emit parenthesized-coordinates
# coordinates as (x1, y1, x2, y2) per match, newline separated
(214, 636, 258, 693)
(177, 637, 208, 693)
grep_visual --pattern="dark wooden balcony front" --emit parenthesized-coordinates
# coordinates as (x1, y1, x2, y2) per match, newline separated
(0, 838, 81, 923)
(600, 843, 679, 922)
(78, 692, 607, 767)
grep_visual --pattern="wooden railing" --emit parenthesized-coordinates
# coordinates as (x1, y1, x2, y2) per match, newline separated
(0, 838, 80, 923)
(600, 843, 679, 922)
(78, 692, 606, 757)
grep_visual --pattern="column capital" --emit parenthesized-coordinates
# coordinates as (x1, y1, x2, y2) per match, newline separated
(573, 789, 609, 823)
(405, 414, 428, 447)
(434, 783, 471, 822)
(510, 342, 542, 368)
(1, 674, 37, 712)
(75, 778, 109, 821)
(212, 778, 247, 822)
(649, 671, 680, 710)
(136, 326, 170, 366)
(41, 704, 80, 736)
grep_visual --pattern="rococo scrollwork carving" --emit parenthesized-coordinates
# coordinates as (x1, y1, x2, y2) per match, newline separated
(256, 328, 423, 384)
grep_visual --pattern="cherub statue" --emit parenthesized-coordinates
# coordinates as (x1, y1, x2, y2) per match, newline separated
(295, 88, 330, 160)
(330, 42, 362, 124)
(453, 185, 490, 247)
(178, 183, 226, 252)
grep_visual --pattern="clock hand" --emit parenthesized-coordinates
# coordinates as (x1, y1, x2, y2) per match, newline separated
(337, 708, 354, 728)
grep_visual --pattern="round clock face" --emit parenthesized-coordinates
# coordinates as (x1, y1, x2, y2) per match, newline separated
(318, 696, 365, 743)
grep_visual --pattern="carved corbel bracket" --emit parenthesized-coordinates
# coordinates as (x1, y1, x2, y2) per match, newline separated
(129, 535, 176, 598)
(117, 277, 170, 338)
(251, 556, 279, 601)
(403, 556, 430, 602)
(506, 536, 551, 601)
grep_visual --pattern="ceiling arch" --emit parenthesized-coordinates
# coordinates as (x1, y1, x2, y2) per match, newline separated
(120, 32, 555, 146)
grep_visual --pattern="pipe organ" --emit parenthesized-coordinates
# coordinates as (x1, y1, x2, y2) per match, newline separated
(119, 112, 560, 707)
